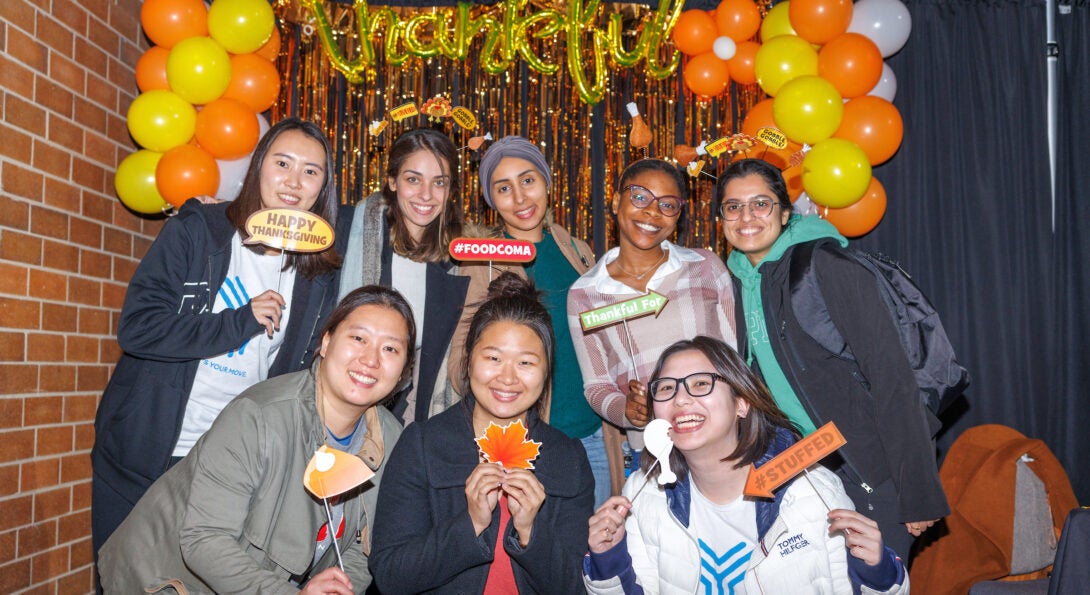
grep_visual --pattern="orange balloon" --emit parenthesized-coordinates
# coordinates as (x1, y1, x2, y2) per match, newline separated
(140, 0, 208, 49)
(727, 40, 760, 85)
(254, 26, 281, 62)
(789, 0, 853, 45)
(784, 165, 805, 201)
(156, 144, 220, 207)
(715, 0, 762, 41)
(195, 98, 260, 160)
(135, 46, 171, 92)
(740, 98, 803, 168)
(223, 53, 281, 112)
(683, 52, 731, 97)
(833, 96, 904, 165)
(818, 33, 884, 98)
(821, 176, 887, 236)
(673, 10, 720, 56)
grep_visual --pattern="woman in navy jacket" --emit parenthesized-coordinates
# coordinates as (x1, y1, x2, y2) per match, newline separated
(91, 118, 350, 555)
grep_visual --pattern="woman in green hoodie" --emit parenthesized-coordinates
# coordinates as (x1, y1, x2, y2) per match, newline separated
(718, 158, 948, 560)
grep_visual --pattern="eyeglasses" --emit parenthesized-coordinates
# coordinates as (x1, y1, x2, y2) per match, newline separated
(622, 185, 684, 218)
(718, 197, 779, 221)
(649, 372, 727, 402)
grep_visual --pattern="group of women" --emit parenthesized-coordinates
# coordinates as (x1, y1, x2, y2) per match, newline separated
(91, 117, 942, 593)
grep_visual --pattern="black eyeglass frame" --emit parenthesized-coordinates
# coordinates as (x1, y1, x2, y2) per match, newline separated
(621, 184, 685, 218)
(648, 372, 729, 402)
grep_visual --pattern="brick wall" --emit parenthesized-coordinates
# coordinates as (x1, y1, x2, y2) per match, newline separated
(0, 1, 161, 592)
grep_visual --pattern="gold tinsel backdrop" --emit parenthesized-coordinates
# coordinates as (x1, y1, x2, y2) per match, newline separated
(269, 0, 768, 255)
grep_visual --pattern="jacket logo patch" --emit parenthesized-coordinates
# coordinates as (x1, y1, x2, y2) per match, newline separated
(775, 533, 811, 557)
(179, 281, 211, 314)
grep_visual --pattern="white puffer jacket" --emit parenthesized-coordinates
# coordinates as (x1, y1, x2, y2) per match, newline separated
(584, 432, 908, 594)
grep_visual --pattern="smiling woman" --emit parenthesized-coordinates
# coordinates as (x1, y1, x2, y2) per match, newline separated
(91, 118, 350, 558)
(98, 286, 413, 594)
(338, 128, 471, 426)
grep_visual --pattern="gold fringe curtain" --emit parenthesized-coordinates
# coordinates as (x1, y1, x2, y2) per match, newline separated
(270, 1, 766, 255)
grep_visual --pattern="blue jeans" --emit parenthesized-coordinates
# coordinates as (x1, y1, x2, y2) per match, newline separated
(580, 427, 612, 509)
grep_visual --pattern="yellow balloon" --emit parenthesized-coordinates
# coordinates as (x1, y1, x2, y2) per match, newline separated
(754, 35, 817, 96)
(115, 150, 169, 214)
(773, 75, 844, 145)
(801, 138, 872, 208)
(166, 37, 231, 105)
(127, 89, 197, 152)
(515, 9, 563, 75)
(761, 2, 797, 41)
(207, 0, 274, 54)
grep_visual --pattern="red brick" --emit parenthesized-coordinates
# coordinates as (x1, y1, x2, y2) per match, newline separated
(24, 396, 63, 425)
(34, 487, 72, 522)
(41, 303, 77, 332)
(53, 0, 88, 36)
(0, 464, 17, 498)
(51, 54, 86, 97)
(0, 1, 36, 33)
(133, 233, 155, 258)
(86, 13, 115, 54)
(59, 453, 90, 483)
(5, 93, 46, 136)
(66, 277, 100, 307)
(73, 422, 94, 450)
(19, 458, 60, 491)
(101, 281, 126, 310)
(0, 230, 43, 265)
(72, 157, 107, 197)
(0, 429, 36, 463)
(19, 520, 58, 556)
(71, 479, 91, 511)
(41, 239, 79, 272)
(26, 334, 65, 363)
(0, 54, 35, 98)
(0, 121, 33, 163)
(82, 192, 114, 224)
(0, 365, 38, 395)
(57, 510, 90, 544)
(66, 335, 99, 363)
(0, 194, 30, 229)
(100, 337, 121, 363)
(47, 113, 83, 153)
(73, 97, 106, 133)
(84, 129, 117, 168)
(67, 217, 102, 250)
(37, 12, 75, 57)
(38, 365, 75, 392)
(6, 26, 47, 74)
(32, 138, 73, 180)
(77, 308, 110, 336)
(107, 53, 135, 91)
(29, 205, 69, 242)
(35, 76, 74, 119)
(0, 396, 23, 430)
(0, 558, 31, 593)
(1, 161, 45, 201)
(0, 297, 41, 330)
(36, 426, 73, 457)
(63, 396, 97, 424)
(112, 255, 138, 283)
(79, 248, 111, 279)
(42, 177, 81, 214)
(0, 262, 29, 297)
(0, 526, 14, 560)
(102, 227, 131, 256)
(29, 542, 68, 584)
(76, 366, 108, 392)
(57, 566, 93, 594)
(85, 71, 117, 113)
(28, 270, 68, 302)
(0, 332, 26, 363)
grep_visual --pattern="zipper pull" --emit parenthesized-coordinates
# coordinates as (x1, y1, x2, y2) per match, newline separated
(861, 481, 874, 510)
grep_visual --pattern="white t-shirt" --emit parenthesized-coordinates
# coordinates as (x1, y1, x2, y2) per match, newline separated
(690, 481, 758, 595)
(173, 233, 297, 457)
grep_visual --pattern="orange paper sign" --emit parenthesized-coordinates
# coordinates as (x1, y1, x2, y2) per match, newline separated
(475, 420, 541, 470)
(244, 208, 334, 253)
(449, 238, 536, 262)
(705, 136, 731, 158)
(743, 421, 846, 498)
(303, 445, 376, 499)
(389, 102, 419, 122)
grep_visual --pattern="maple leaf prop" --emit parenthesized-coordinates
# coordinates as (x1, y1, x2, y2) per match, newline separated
(475, 420, 542, 470)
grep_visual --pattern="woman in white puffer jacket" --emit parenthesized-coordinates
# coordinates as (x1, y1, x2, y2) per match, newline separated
(583, 336, 909, 595)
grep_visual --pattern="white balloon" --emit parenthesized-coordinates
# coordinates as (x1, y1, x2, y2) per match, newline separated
(847, 0, 912, 58)
(867, 63, 898, 102)
(712, 36, 737, 61)
(792, 192, 820, 217)
(214, 114, 271, 201)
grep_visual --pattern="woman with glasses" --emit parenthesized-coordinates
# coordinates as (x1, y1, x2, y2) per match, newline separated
(717, 158, 947, 560)
(567, 159, 736, 482)
(583, 335, 909, 594)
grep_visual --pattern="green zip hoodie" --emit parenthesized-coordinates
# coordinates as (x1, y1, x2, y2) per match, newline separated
(726, 214, 847, 436)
